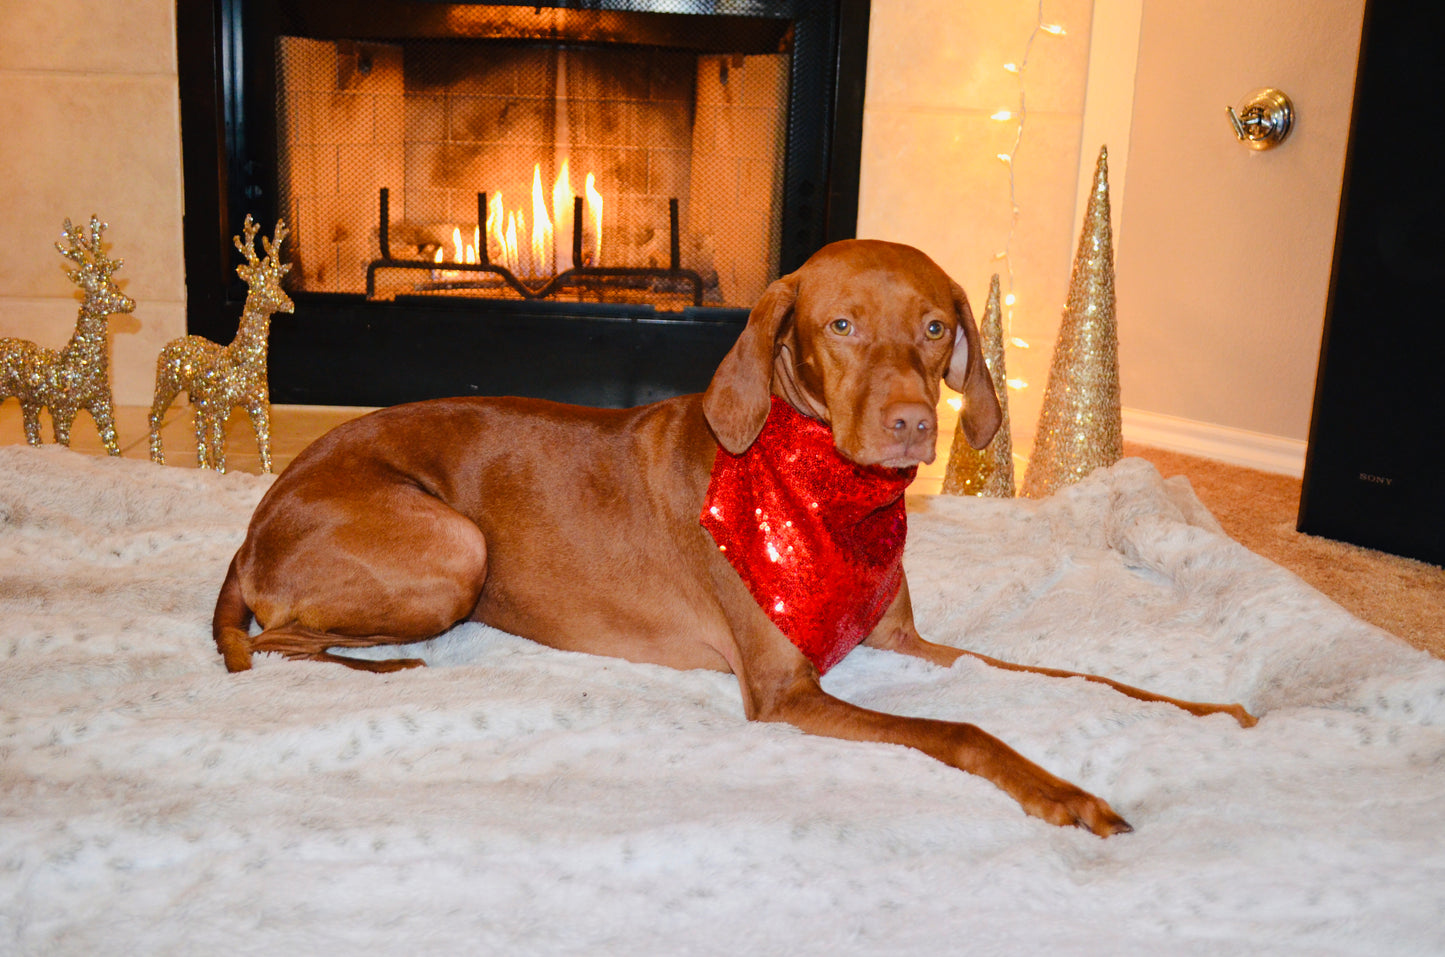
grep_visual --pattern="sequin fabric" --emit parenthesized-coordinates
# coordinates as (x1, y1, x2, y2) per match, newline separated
(701, 396, 917, 674)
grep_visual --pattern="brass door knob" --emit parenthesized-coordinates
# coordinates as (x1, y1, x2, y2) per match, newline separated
(1226, 89, 1294, 150)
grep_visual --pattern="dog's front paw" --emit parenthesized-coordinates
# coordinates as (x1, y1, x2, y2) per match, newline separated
(1028, 783, 1133, 837)
(1001, 763, 1133, 837)
(1061, 790, 1133, 837)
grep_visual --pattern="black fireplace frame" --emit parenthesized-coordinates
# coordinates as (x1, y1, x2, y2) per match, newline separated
(175, 0, 870, 408)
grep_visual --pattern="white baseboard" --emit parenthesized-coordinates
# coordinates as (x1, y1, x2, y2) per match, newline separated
(1121, 407, 1306, 478)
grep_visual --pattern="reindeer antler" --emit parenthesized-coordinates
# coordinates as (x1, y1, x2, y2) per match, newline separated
(56, 215, 123, 292)
(234, 214, 262, 264)
(263, 220, 289, 262)
(234, 215, 291, 286)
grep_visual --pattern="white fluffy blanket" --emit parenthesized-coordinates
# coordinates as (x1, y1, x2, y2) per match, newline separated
(3, 444, 1444, 955)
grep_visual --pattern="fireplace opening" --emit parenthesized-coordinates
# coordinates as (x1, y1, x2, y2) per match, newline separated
(277, 34, 788, 310)
(177, 1, 869, 407)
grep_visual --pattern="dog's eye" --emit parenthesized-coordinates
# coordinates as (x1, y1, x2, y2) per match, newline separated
(829, 318, 853, 336)
(925, 320, 947, 340)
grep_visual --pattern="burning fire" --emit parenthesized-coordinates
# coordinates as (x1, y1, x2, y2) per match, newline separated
(552, 158, 572, 273)
(433, 225, 481, 274)
(434, 160, 603, 281)
(584, 172, 603, 268)
(530, 164, 551, 276)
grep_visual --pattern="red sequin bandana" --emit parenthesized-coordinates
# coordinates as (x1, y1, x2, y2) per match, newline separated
(701, 396, 917, 674)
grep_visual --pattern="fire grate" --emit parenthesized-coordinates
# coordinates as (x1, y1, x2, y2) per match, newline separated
(365, 187, 703, 305)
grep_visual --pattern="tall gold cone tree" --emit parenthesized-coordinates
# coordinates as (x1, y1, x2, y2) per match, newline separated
(1021, 145, 1121, 498)
(942, 274, 1014, 496)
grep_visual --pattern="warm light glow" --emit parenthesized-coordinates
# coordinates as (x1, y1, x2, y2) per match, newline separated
(989, 4, 1070, 398)
(486, 191, 506, 269)
(427, 229, 456, 281)
(552, 158, 572, 271)
(432, 228, 473, 280)
(584, 172, 603, 266)
(481, 192, 537, 275)
(530, 164, 553, 278)
(461, 161, 605, 281)
(504, 212, 520, 274)
(946, 396, 963, 412)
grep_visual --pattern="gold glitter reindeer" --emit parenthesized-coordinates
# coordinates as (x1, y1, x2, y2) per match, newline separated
(0, 216, 134, 454)
(149, 216, 293, 473)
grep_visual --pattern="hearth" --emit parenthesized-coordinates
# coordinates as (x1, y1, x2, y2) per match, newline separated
(177, 0, 869, 408)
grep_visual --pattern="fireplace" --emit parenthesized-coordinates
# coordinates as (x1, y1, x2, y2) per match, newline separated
(177, 1, 869, 408)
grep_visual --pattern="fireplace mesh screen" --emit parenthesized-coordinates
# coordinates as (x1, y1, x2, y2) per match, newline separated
(276, 34, 790, 309)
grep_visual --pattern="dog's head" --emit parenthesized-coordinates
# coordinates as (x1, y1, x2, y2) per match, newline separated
(703, 239, 1001, 468)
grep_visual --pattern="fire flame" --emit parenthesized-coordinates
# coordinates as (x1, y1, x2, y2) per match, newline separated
(434, 226, 479, 278)
(486, 191, 504, 267)
(585, 172, 603, 267)
(436, 160, 603, 283)
(504, 212, 519, 273)
(552, 158, 572, 271)
(531, 164, 552, 278)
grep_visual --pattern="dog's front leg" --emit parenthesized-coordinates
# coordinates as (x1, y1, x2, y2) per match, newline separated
(762, 673, 1133, 836)
(713, 581, 1132, 837)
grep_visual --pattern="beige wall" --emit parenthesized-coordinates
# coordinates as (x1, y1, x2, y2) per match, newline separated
(858, 0, 1095, 455)
(1115, 0, 1365, 443)
(0, 0, 186, 407)
(862, 0, 1365, 470)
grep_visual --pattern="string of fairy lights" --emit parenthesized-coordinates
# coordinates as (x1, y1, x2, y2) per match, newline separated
(991, 3, 1067, 395)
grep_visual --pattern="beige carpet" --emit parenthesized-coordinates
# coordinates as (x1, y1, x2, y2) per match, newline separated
(1126, 442, 1445, 659)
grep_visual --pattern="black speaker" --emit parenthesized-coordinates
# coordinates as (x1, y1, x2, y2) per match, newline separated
(1298, 0, 1445, 567)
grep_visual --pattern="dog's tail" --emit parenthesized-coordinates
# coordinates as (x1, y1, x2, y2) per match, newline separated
(212, 553, 255, 672)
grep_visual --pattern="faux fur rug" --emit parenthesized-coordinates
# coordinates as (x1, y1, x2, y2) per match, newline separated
(3, 444, 1444, 955)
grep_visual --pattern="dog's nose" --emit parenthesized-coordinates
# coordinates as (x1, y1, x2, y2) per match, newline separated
(882, 402, 936, 445)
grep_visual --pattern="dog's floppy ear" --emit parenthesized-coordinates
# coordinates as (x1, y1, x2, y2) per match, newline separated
(703, 272, 798, 453)
(944, 279, 1003, 450)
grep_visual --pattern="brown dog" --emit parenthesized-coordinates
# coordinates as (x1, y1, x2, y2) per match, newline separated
(214, 239, 1253, 836)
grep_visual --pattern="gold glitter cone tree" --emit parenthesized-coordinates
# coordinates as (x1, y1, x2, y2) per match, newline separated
(1021, 145, 1121, 499)
(942, 274, 1014, 496)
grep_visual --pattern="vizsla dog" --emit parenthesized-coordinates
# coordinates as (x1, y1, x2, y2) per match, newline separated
(215, 239, 1254, 836)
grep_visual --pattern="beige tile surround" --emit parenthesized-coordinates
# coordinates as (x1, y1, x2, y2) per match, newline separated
(0, 0, 187, 407)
